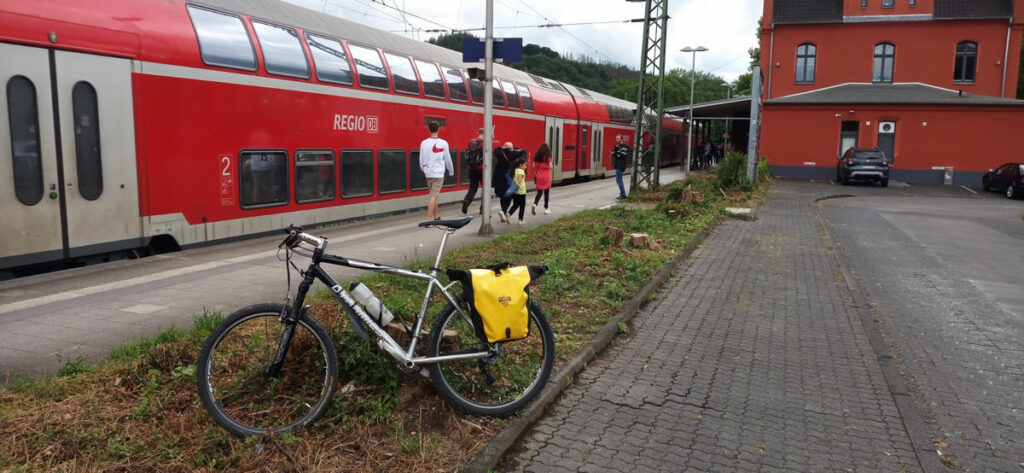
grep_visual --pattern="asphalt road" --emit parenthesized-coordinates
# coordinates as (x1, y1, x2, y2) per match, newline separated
(820, 181, 1024, 472)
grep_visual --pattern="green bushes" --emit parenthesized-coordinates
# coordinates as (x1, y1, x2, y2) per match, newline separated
(714, 152, 771, 191)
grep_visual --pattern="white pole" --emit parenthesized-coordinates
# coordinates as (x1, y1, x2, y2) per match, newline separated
(479, 0, 495, 235)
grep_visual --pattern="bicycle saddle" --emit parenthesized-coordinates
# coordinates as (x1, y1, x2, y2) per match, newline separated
(419, 216, 473, 229)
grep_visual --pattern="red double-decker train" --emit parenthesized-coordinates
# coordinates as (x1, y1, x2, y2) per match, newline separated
(0, 0, 684, 273)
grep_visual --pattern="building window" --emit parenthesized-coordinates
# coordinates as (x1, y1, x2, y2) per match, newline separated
(294, 150, 335, 203)
(7, 76, 43, 206)
(240, 151, 288, 208)
(186, 5, 257, 71)
(954, 41, 977, 83)
(307, 34, 353, 85)
(861, 0, 867, 8)
(910, 0, 916, 7)
(873, 43, 895, 83)
(252, 21, 310, 79)
(795, 43, 816, 84)
(881, 0, 894, 7)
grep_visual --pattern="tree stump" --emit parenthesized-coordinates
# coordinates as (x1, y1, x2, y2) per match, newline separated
(605, 226, 624, 246)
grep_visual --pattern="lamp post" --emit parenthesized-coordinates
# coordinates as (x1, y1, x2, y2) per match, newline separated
(681, 46, 707, 176)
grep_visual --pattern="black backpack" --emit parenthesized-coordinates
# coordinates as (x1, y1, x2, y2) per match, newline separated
(466, 139, 483, 167)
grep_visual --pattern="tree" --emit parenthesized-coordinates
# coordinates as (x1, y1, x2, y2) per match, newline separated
(426, 32, 476, 52)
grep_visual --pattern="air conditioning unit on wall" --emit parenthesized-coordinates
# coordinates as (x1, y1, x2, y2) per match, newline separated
(879, 121, 896, 134)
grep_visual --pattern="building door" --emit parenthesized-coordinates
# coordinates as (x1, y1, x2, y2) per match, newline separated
(877, 121, 895, 164)
(0, 43, 140, 268)
(839, 121, 859, 158)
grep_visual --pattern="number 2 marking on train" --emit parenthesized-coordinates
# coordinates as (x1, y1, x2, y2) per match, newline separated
(221, 156, 231, 176)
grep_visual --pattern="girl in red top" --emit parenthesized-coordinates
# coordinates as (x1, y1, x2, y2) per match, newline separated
(531, 142, 553, 215)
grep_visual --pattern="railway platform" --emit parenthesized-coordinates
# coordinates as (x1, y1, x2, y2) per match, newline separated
(0, 169, 683, 381)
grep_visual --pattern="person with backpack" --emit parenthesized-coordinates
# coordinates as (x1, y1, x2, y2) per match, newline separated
(612, 135, 631, 200)
(461, 128, 484, 214)
(531, 142, 552, 215)
(492, 142, 516, 222)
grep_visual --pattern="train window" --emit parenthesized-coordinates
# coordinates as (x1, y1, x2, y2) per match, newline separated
(443, 67, 468, 102)
(378, 149, 407, 194)
(187, 5, 257, 71)
(467, 75, 484, 105)
(240, 150, 288, 208)
(348, 44, 389, 90)
(408, 150, 427, 191)
(443, 161, 456, 188)
(519, 83, 534, 112)
(415, 59, 446, 99)
(383, 52, 420, 96)
(491, 79, 506, 108)
(7, 76, 43, 206)
(294, 150, 335, 203)
(71, 81, 103, 201)
(458, 150, 469, 186)
(306, 34, 353, 85)
(340, 150, 374, 198)
(253, 21, 309, 79)
(502, 81, 521, 110)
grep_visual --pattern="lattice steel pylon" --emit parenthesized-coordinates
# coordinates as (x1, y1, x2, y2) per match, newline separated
(630, 0, 669, 192)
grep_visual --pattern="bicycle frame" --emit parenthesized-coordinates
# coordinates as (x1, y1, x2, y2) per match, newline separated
(268, 227, 489, 374)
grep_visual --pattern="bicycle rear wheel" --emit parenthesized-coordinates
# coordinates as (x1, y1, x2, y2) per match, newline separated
(427, 301, 555, 416)
(196, 303, 338, 437)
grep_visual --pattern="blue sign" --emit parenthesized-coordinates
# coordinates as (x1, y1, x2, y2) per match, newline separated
(462, 38, 523, 63)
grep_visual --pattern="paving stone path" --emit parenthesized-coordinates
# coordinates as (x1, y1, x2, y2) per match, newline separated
(505, 184, 925, 472)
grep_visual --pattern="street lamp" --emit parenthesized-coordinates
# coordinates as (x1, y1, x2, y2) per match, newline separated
(721, 83, 731, 154)
(681, 46, 707, 176)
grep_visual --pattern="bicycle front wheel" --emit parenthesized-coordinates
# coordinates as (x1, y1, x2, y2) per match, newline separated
(427, 300, 555, 416)
(196, 303, 338, 437)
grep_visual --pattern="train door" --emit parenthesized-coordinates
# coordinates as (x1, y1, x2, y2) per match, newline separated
(589, 123, 604, 176)
(0, 44, 140, 268)
(578, 124, 591, 175)
(544, 116, 567, 182)
(562, 122, 579, 179)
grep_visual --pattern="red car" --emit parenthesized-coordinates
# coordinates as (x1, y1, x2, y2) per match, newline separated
(981, 162, 1024, 199)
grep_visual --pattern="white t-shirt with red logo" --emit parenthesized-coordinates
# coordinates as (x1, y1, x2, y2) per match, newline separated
(419, 137, 454, 179)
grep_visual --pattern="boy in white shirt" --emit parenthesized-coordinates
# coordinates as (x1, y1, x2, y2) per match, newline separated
(419, 121, 454, 220)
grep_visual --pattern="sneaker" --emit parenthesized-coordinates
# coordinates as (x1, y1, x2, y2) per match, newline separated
(544, 208, 551, 215)
(518, 220, 525, 225)
(531, 204, 537, 215)
(461, 200, 469, 214)
(497, 212, 506, 223)
(506, 213, 513, 224)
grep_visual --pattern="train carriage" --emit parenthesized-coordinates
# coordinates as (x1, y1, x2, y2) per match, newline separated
(0, 0, 682, 273)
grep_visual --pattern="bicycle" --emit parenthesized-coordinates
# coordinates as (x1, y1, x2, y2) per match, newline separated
(196, 217, 555, 437)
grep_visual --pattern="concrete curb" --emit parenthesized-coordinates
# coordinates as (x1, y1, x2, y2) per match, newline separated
(816, 201, 945, 473)
(463, 221, 722, 473)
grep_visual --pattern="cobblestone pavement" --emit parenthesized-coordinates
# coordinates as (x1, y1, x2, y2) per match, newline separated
(504, 182, 924, 472)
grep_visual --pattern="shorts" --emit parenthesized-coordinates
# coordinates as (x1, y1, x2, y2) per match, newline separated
(426, 178, 444, 197)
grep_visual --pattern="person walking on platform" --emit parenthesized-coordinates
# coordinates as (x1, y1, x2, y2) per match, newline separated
(461, 128, 484, 214)
(532, 142, 553, 215)
(612, 135, 631, 200)
(418, 121, 453, 220)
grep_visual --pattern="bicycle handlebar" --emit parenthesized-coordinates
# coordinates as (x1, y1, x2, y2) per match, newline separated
(282, 225, 327, 250)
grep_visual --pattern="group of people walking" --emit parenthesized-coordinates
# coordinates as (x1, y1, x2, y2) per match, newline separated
(418, 124, 553, 225)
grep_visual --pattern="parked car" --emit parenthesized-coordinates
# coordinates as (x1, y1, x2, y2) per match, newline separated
(981, 162, 1024, 199)
(837, 147, 889, 187)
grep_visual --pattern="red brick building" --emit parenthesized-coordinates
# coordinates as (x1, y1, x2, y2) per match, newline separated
(759, 0, 1024, 184)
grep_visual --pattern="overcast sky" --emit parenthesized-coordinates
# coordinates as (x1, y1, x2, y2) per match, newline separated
(282, 0, 763, 84)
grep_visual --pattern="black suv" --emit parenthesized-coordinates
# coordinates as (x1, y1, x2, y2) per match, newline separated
(837, 147, 889, 187)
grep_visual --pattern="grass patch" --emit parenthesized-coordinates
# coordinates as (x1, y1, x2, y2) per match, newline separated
(0, 173, 767, 472)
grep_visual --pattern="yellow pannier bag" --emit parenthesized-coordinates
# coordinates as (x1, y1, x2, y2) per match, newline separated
(447, 264, 548, 343)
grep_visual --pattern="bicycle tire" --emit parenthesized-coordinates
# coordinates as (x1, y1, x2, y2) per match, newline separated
(427, 300, 555, 416)
(196, 303, 338, 437)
